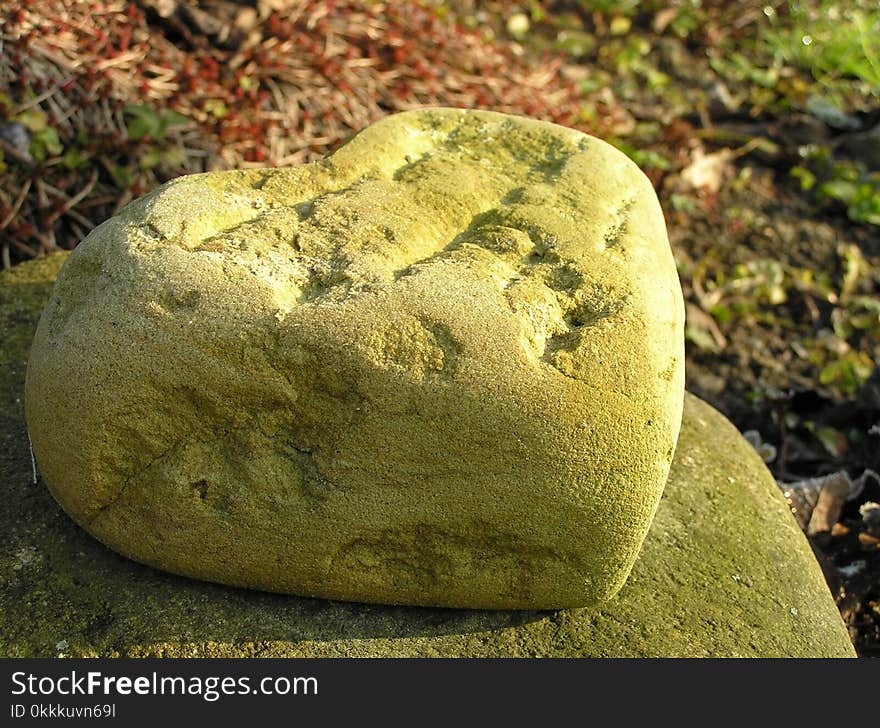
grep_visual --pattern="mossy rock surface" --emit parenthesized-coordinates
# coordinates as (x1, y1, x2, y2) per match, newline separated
(2, 254, 854, 657)
(24, 109, 684, 609)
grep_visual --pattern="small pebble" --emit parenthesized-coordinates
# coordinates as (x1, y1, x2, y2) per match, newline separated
(838, 560, 866, 578)
(0, 121, 33, 161)
(859, 501, 880, 534)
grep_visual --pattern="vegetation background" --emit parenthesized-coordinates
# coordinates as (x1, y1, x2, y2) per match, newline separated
(1, 0, 878, 654)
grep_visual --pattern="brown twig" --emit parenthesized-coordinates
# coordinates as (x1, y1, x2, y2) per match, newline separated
(42, 168, 98, 227)
(0, 178, 32, 231)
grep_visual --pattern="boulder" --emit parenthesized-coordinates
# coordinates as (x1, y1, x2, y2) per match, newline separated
(0, 254, 854, 656)
(24, 109, 684, 609)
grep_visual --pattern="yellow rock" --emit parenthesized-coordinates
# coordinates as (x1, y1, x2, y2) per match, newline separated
(25, 109, 684, 609)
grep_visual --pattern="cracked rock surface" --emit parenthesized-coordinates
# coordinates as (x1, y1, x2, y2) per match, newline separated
(24, 109, 684, 609)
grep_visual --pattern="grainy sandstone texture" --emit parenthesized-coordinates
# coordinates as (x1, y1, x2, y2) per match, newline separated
(25, 109, 684, 608)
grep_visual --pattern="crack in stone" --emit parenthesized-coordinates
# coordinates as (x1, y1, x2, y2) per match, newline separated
(85, 434, 194, 525)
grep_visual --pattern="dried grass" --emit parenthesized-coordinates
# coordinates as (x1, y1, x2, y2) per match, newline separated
(0, 0, 589, 267)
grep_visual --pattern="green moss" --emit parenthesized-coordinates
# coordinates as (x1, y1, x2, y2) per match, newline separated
(1, 254, 853, 656)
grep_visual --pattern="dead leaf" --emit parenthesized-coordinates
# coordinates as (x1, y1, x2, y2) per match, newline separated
(685, 302, 727, 352)
(808, 472, 851, 535)
(680, 145, 734, 194)
(653, 8, 679, 33)
(742, 429, 777, 463)
(779, 470, 866, 534)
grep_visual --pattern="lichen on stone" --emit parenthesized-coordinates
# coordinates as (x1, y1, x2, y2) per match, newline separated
(24, 109, 685, 609)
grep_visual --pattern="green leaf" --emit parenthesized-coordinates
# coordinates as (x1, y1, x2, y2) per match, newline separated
(819, 360, 845, 386)
(710, 305, 733, 325)
(15, 108, 47, 132)
(849, 312, 878, 330)
(29, 126, 62, 161)
(139, 148, 163, 170)
(790, 166, 816, 191)
(203, 99, 228, 119)
(162, 110, 188, 126)
(819, 179, 858, 204)
(850, 296, 880, 314)
(819, 351, 874, 394)
(554, 30, 597, 59)
(669, 194, 697, 213)
(61, 148, 90, 170)
(124, 105, 162, 141)
(630, 148, 671, 170)
(610, 139, 670, 170)
(162, 146, 185, 166)
(158, 110, 189, 134)
(110, 164, 136, 188)
(839, 243, 867, 300)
